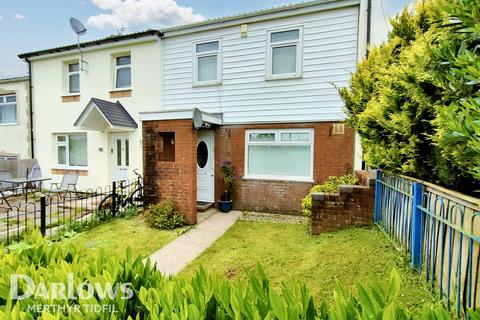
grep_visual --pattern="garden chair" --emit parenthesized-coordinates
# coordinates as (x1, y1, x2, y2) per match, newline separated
(50, 173, 79, 194)
(0, 171, 21, 208)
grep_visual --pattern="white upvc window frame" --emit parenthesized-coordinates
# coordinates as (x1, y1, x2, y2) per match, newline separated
(114, 54, 132, 90)
(55, 133, 88, 169)
(266, 26, 304, 80)
(0, 94, 18, 126)
(193, 39, 222, 87)
(244, 128, 314, 182)
(67, 62, 80, 94)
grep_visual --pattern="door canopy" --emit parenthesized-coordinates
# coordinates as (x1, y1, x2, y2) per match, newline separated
(74, 98, 138, 132)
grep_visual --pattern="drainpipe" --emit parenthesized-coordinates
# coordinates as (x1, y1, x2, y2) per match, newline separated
(366, 0, 372, 56)
(26, 58, 35, 159)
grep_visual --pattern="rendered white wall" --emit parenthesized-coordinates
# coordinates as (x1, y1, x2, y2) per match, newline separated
(30, 39, 162, 189)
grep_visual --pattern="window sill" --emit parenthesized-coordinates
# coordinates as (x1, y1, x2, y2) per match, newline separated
(243, 175, 314, 183)
(111, 87, 132, 92)
(0, 123, 19, 127)
(193, 81, 222, 87)
(52, 166, 88, 171)
(266, 74, 302, 81)
(61, 95, 80, 103)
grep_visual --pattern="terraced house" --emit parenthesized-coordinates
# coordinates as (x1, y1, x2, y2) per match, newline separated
(19, 0, 368, 224)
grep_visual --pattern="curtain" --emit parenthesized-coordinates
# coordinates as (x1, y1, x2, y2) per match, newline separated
(248, 145, 310, 177)
(0, 104, 17, 124)
(198, 55, 217, 81)
(272, 45, 296, 74)
(69, 134, 87, 166)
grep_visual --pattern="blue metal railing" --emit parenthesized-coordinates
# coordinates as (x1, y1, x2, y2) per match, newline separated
(375, 171, 414, 250)
(375, 170, 480, 315)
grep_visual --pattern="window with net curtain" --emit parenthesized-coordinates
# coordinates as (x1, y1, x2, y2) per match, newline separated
(56, 133, 87, 167)
(115, 55, 131, 89)
(246, 130, 313, 180)
(195, 41, 219, 84)
(268, 28, 301, 78)
(68, 63, 80, 94)
(0, 95, 17, 124)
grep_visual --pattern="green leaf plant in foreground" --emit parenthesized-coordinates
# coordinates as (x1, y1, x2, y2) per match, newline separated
(0, 231, 473, 318)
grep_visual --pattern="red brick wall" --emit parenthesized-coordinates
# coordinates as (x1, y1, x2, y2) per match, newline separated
(143, 119, 197, 224)
(310, 184, 375, 234)
(215, 122, 355, 214)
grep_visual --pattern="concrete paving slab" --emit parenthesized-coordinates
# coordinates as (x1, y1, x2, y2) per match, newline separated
(148, 210, 242, 276)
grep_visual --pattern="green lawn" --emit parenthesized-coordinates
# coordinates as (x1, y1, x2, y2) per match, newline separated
(181, 221, 436, 312)
(65, 215, 181, 258)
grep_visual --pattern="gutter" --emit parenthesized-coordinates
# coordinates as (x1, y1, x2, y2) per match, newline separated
(26, 58, 35, 159)
(366, 0, 372, 56)
(18, 30, 163, 60)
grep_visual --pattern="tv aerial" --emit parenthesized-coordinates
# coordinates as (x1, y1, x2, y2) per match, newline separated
(69, 17, 88, 71)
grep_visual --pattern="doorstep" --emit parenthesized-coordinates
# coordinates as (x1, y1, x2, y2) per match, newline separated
(197, 201, 213, 212)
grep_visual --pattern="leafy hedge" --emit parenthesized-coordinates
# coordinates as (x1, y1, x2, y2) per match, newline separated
(301, 175, 358, 217)
(1, 230, 468, 319)
(339, 0, 480, 193)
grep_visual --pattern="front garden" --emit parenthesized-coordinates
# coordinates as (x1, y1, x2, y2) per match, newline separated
(181, 220, 435, 313)
(63, 214, 186, 257)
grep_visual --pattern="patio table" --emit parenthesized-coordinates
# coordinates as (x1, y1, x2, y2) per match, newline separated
(0, 177, 52, 204)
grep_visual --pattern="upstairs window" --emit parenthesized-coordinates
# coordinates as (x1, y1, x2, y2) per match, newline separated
(0, 95, 17, 125)
(245, 129, 313, 181)
(194, 40, 221, 86)
(56, 133, 88, 167)
(68, 63, 80, 94)
(267, 28, 303, 79)
(115, 55, 131, 89)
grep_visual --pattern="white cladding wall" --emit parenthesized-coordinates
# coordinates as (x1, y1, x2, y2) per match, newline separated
(163, 6, 359, 124)
(31, 39, 162, 188)
(0, 79, 30, 159)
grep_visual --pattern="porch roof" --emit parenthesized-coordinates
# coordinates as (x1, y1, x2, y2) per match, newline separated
(74, 98, 138, 132)
(140, 109, 223, 127)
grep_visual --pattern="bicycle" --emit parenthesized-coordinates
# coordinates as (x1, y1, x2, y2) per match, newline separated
(98, 169, 143, 212)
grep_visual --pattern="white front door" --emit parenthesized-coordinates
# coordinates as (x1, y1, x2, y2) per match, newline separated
(197, 130, 214, 203)
(112, 134, 130, 181)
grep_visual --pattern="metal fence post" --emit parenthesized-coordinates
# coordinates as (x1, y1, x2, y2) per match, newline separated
(40, 196, 46, 237)
(411, 182, 424, 269)
(374, 169, 382, 223)
(112, 181, 116, 217)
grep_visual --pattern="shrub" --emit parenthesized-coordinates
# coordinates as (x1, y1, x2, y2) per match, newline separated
(339, 0, 480, 193)
(144, 198, 185, 230)
(0, 232, 466, 318)
(220, 161, 236, 201)
(301, 175, 358, 217)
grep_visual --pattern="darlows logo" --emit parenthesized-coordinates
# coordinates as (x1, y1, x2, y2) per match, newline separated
(10, 273, 134, 301)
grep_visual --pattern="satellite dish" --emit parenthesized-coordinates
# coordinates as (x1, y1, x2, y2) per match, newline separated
(193, 108, 203, 129)
(69, 17, 87, 36)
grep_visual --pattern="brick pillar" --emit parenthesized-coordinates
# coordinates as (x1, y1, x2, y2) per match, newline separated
(142, 119, 198, 225)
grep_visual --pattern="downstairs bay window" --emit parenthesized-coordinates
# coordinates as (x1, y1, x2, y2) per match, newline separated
(245, 129, 313, 181)
(56, 133, 88, 168)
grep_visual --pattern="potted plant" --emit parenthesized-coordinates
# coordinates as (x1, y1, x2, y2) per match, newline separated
(219, 161, 236, 213)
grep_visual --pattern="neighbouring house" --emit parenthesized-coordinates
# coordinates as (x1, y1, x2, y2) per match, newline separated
(18, 30, 163, 189)
(0, 76, 31, 160)
(141, 0, 368, 224)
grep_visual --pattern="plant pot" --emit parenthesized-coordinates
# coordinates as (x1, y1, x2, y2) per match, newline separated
(218, 200, 233, 213)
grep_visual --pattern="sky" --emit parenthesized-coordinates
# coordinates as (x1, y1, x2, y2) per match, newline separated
(0, 0, 410, 78)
